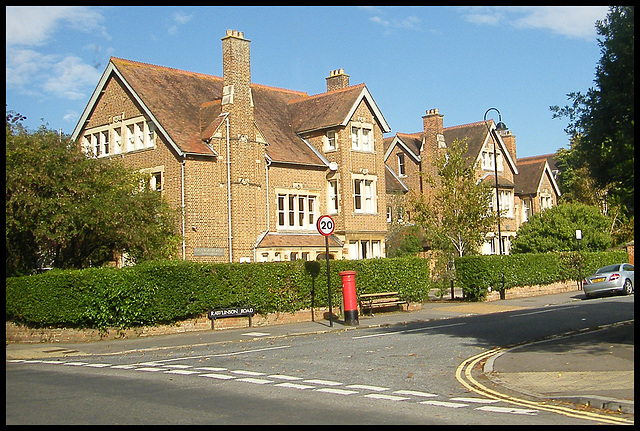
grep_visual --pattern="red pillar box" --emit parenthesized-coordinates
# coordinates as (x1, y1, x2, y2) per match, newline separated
(339, 270, 359, 326)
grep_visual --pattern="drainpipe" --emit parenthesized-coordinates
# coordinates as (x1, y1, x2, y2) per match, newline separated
(254, 157, 272, 263)
(181, 157, 186, 260)
(226, 117, 233, 263)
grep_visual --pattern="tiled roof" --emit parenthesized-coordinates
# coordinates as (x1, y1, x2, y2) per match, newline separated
(108, 57, 367, 167)
(443, 121, 490, 162)
(256, 233, 343, 248)
(514, 158, 546, 195)
(288, 84, 367, 132)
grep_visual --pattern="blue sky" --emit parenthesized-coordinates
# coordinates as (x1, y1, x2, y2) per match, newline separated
(6, 6, 608, 158)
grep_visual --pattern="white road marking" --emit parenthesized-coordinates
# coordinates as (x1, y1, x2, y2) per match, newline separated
(136, 367, 165, 372)
(111, 365, 137, 369)
(451, 397, 500, 404)
(346, 384, 389, 392)
(200, 373, 235, 380)
(195, 367, 227, 372)
(242, 332, 271, 337)
(476, 406, 539, 415)
(63, 362, 88, 366)
(230, 370, 265, 376)
(275, 382, 315, 390)
(83, 363, 112, 368)
(236, 377, 273, 385)
(393, 390, 438, 398)
(164, 369, 200, 375)
(268, 374, 303, 381)
(352, 322, 466, 339)
(365, 393, 410, 401)
(303, 379, 343, 386)
(316, 388, 358, 395)
(162, 364, 192, 369)
(420, 400, 469, 408)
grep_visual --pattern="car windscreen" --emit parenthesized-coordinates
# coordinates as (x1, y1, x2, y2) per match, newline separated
(596, 264, 621, 273)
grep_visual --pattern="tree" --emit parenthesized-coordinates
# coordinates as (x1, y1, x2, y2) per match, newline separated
(550, 6, 634, 215)
(408, 138, 495, 258)
(510, 203, 614, 254)
(6, 113, 180, 276)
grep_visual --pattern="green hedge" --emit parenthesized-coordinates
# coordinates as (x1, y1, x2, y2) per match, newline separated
(7, 250, 629, 329)
(455, 250, 629, 301)
(5, 256, 432, 330)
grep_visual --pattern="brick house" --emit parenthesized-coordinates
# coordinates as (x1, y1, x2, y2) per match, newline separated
(384, 108, 560, 255)
(71, 30, 390, 263)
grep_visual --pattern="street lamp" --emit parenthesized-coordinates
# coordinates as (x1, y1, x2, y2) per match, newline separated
(484, 108, 508, 257)
(576, 229, 583, 290)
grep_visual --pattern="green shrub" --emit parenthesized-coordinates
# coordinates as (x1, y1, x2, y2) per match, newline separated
(455, 250, 628, 300)
(6, 256, 432, 330)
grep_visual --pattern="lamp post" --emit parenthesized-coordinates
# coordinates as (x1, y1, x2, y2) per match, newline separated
(576, 229, 583, 290)
(484, 108, 508, 299)
(484, 108, 508, 256)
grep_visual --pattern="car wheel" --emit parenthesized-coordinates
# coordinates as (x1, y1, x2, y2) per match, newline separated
(622, 279, 633, 295)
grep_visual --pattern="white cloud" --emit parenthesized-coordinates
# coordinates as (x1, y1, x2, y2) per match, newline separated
(459, 6, 609, 40)
(5, 6, 106, 102)
(5, 6, 106, 47)
(361, 6, 422, 32)
(43, 56, 102, 100)
(168, 10, 193, 35)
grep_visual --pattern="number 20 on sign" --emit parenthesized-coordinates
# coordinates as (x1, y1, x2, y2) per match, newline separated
(317, 215, 335, 236)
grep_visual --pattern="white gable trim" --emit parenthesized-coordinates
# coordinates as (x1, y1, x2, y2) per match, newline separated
(485, 126, 519, 175)
(385, 164, 409, 192)
(341, 86, 391, 133)
(537, 161, 562, 197)
(70, 60, 189, 158)
(383, 135, 421, 163)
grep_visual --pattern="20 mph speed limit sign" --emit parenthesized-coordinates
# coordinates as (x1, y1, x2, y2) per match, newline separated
(316, 215, 335, 236)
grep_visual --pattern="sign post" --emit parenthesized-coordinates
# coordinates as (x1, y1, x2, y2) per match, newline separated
(317, 215, 335, 327)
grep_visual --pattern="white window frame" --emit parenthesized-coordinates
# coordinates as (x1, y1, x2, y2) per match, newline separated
(277, 191, 318, 231)
(83, 116, 156, 158)
(326, 130, 336, 151)
(397, 153, 406, 176)
(350, 122, 374, 152)
(353, 174, 377, 214)
(328, 179, 339, 214)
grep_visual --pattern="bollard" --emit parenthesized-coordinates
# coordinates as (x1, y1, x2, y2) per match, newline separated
(339, 270, 358, 326)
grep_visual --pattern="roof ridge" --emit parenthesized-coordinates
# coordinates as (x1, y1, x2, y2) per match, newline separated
(110, 56, 222, 80)
(444, 120, 489, 131)
(251, 82, 308, 97)
(397, 131, 423, 138)
(289, 83, 366, 104)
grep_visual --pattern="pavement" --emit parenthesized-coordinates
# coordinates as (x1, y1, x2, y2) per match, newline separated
(6, 290, 634, 415)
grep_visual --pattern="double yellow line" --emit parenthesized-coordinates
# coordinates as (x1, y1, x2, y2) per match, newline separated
(455, 348, 634, 425)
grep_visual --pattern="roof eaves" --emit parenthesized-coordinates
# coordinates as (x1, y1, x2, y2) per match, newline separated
(71, 59, 188, 158)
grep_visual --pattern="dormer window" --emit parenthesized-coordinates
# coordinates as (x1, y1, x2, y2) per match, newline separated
(351, 123, 374, 152)
(326, 130, 336, 151)
(397, 153, 406, 176)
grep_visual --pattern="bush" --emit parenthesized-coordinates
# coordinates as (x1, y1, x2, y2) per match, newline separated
(6, 256, 432, 330)
(455, 250, 628, 300)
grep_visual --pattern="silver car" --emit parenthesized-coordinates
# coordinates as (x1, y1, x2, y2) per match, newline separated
(583, 263, 634, 298)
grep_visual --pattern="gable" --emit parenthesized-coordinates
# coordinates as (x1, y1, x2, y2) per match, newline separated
(289, 84, 390, 134)
(384, 133, 422, 163)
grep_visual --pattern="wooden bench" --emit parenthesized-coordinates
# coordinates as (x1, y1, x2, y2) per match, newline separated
(359, 292, 408, 316)
(208, 307, 255, 329)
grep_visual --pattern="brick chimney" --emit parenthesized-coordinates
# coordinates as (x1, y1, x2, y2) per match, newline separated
(326, 68, 350, 92)
(422, 108, 445, 151)
(221, 30, 253, 125)
(498, 129, 516, 162)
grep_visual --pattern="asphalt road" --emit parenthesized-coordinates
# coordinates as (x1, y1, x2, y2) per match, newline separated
(6, 291, 634, 425)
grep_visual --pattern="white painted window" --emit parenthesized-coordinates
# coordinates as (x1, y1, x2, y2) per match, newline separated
(328, 179, 339, 214)
(351, 123, 374, 152)
(277, 192, 318, 230)
(353, 176, 376, 214)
